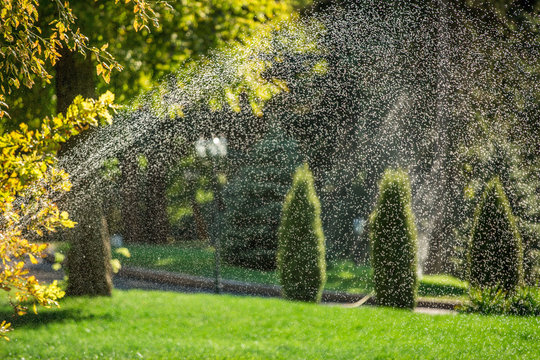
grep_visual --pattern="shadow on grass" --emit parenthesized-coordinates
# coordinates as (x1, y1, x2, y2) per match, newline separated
(418, 282, 467, 297)
(0, 308, 112, 329)
(325, 261, 373, 293)
(124, 244, 279, 284)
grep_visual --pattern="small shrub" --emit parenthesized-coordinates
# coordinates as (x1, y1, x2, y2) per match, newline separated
(278, 163, 326, 303)
(369, 168, 418, 309)
(508, 286, 540, 316)
(461, 287, 509, 315)
(460, 286, 540, 316)
(469, 177, 523, 292)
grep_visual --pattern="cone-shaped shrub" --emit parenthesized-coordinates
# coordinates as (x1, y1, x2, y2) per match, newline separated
(469, 177, 523, 291)
(278, 163, 326, 303)
(223, 127, 302, 270)
(369, 168, 417, 309)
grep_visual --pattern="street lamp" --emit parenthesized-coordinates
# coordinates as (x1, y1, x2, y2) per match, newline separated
(195, 136, 227, 158)
(352, 217, 368, 265)
(195, 136, 227, 294)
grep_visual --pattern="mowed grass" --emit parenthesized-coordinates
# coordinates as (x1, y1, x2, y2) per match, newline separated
(122, 243, 279, 285)
(122, 244, 468, 298)
(1, 290, 539, 359)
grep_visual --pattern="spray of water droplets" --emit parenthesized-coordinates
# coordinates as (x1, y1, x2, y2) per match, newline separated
(28, 1, 537, 280)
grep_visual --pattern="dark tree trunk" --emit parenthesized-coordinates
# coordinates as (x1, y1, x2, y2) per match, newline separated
(55, 48, 96, 114)
(66, 203, 113, 296)
(120, 153, 147, 244)
(56, 49, 112, 295)
(191, 197, 209, 242)
(424, 0, 461, 274)
(145, 152, 170, 244)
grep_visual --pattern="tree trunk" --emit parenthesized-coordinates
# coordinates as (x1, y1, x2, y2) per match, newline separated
(120, 153, 147, 243)
(56, 49, 113, 295)
(55, 48, 96, 114)
(145, 153, 170, 244)
(66, 203, 113, 296)
(423, 0, 459, 274)
(191, 197, 209, 242)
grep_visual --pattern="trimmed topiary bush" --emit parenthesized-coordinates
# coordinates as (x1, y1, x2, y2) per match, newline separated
(278, 163, 326, 302)
(369, 168, 418, 309)
(223, 127, 302, 270)
(469, 177, 523, 291)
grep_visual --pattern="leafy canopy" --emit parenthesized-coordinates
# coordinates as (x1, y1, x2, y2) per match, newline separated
(0, 0, 159, 118)
(1, 0, 160, 339)
(0, 91, 117, 340)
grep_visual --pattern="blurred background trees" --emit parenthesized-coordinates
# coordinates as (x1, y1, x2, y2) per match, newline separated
(102, 0, 538, 283)
(2, 0, 538, 312)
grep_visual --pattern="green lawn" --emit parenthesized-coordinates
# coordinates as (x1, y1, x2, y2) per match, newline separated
(1, 290, 538, 359)
(121, 244, 467, 298)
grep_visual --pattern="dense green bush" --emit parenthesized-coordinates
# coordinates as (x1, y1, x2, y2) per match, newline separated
(469, 177, 523, 291)
(519, 220, 540, 285)
(223, 127, 302, 270)
(460, 286, 540, 316)
(278, 163, 326, 302)
(369, 169, 418, 309)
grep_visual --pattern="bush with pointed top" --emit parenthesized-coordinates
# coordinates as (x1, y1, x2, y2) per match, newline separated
(223, 128, 302, 270)
(278, 163, 326, 303)
(469, 177, 523, 291)
(369, 168, 418, 309)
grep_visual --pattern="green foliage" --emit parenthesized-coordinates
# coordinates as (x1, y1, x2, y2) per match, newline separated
(223, 127, 302, 270)
(104, 0, 302, 104)
(509, 286, 540, 316)
(469, 177, 523, 291)
(461, 286, 508, 315)
(460, 286, 540, 317)
(167, 152, 215, 242)
(519, 220, 540, 285)
(3, 0, 311, 127)
(452, 1, 540, 278)
(0, 0, 158, 120)
(0, 92, 116, 339)
(369, 168, 418, 309)
(458, 136, 540, 282)
(278, 163, 326, 302)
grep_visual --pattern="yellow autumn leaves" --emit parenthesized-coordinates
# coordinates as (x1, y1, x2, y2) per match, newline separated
(0, 92, 117, 340)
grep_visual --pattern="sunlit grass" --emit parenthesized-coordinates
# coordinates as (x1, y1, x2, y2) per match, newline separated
(122, 243, 279, 285)
(0, 290, 538, 359)
(122, 244, 467, 298)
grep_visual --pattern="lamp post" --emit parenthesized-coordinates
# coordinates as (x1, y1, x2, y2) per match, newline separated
(353, 217, 368, 265)
(195, 136, 227, 294)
